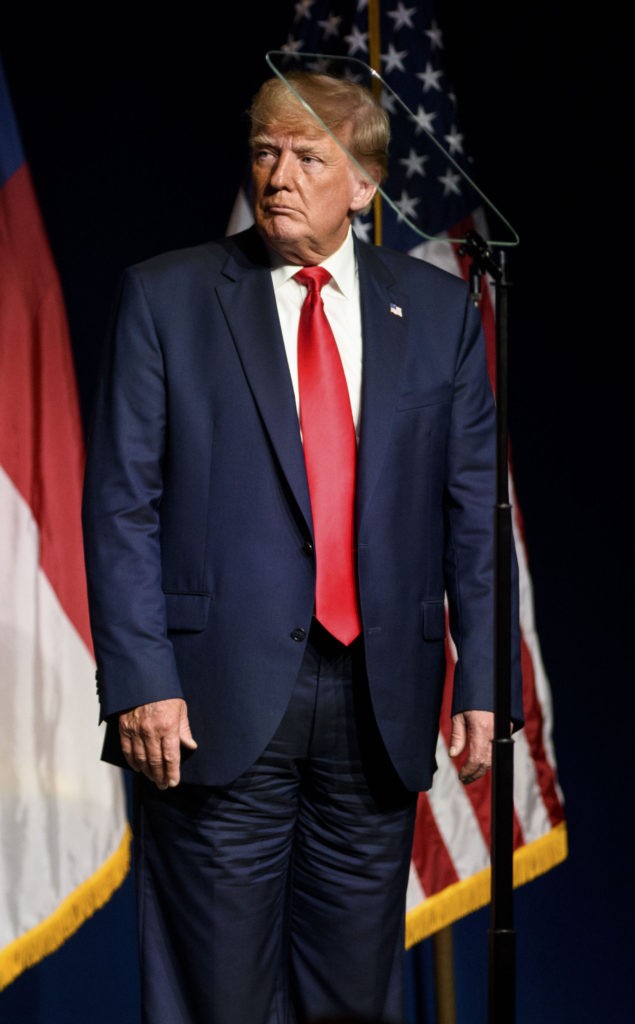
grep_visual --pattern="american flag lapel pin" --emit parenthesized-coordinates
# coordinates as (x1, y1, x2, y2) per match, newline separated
(389, 302, 403, 318)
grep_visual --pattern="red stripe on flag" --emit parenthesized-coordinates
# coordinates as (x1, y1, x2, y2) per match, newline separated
(519, 636, 566, 827)
(411, 792, 459, 894)
(0, 164, 92, 652)
(503, 498, 564, 827)
(446, 228, 564, 832)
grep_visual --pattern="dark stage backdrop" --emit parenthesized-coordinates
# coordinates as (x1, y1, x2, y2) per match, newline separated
(1, 5, 633, 1022)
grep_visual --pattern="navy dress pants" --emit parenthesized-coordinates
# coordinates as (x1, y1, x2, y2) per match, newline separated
(132, 620, 418, 1024)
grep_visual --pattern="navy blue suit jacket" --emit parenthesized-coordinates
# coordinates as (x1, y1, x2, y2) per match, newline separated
(82, 226, 523, 791)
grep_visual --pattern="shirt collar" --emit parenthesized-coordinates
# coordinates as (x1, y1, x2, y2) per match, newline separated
(269, 226, 356, 297)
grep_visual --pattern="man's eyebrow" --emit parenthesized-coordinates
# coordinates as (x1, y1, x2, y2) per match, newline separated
(251, 135, 328, 154)
(293, 142, 326, 155)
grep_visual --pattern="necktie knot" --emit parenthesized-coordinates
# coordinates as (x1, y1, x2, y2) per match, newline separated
(294, 266, 332, 296)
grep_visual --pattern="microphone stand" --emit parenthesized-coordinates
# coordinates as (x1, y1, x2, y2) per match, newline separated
(459, 229, 516, 1024)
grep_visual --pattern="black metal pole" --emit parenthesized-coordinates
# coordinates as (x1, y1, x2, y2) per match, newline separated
(488, 248, 516, 1024)
(459, 230, 516, 1024)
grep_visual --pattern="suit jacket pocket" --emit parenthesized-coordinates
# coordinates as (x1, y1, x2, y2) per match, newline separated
(164, 592, 212, 632)
(421, 600, 446, 640)
(396, 382, 452, 411)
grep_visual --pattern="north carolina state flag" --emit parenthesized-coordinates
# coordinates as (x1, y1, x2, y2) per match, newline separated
(0, 61, 130, 990)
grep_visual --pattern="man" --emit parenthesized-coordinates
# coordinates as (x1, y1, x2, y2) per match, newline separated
(82, 71, 523, 1024)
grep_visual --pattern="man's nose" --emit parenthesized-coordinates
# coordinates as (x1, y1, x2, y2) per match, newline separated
(269, 151, 294, 189)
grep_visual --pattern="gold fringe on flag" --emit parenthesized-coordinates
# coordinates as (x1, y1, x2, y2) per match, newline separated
(0, 824, 132, 990)
(405, 821, 568, 948)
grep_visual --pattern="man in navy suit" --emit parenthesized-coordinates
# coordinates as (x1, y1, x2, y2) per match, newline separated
(82, 71, 523, 1024)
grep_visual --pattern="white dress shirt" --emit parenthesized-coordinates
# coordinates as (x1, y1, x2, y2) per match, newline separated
(269, 227, 363, 436)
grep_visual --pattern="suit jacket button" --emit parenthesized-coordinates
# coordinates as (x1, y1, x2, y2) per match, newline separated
(290, 628, 306, 642)
(302, 541, 314, 555)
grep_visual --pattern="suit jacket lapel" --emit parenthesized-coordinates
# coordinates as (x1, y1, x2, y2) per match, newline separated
(216, 230, 313, 532)
(355, 240, 409, 525)
(215, 230, 409, 537)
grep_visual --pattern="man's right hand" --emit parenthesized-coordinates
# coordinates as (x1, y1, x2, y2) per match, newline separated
(118, 697, 198, 790)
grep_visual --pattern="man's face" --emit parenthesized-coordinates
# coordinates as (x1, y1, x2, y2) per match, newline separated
(251, 118, 376, 265)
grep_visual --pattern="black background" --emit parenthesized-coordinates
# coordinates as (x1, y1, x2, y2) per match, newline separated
(1, 4, 634, 1021)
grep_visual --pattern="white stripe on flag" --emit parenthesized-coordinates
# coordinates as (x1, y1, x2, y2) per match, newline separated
(512, 486, 562, 790)
(406, 860, 427, 912)
(427, 738, 491, 880)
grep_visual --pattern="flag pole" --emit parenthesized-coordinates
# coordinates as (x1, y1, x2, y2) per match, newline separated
(367, 0, 383, 245)
(489, 242, 516, 1024)
(433, 924, 457, 1024)
(460, 230, 516, 1024)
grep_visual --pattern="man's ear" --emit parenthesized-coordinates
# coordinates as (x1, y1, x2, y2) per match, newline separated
(350, 172, 378, 214)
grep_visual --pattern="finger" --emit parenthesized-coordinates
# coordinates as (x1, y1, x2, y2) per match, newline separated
(448, 715, 467, 758)
(147, 715, 196, 789)
(121, 746, 142, 773)
(459, 759, 491, 784)
(123, 718, 171, 788)
(139, 736, 171, 789)
(179, 708, 198, 751)
(119, 723, 145, 773)
(160, 732, 183, 789)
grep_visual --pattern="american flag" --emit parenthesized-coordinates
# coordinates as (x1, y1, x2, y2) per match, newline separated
(229, 0, 567, 948)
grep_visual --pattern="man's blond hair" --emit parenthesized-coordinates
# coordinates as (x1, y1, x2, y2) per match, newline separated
(248, 71, 389, 184)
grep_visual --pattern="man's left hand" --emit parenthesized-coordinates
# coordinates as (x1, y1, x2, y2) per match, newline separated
(448, 710, 494, 784)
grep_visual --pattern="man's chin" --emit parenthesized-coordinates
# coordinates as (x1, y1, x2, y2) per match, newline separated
(256, 221, 306, 262)
(258, 214, 298, 241)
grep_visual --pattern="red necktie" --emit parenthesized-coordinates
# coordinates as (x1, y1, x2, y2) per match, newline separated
(295, 266, 361, 646)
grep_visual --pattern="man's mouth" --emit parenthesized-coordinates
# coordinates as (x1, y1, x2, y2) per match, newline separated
(263, 203, 296, 215)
